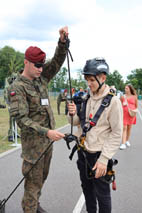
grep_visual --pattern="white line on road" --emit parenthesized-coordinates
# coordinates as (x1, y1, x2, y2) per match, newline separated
(138, 109, 142, 121)
(73, 192, 85, 213)
(138, 101, 142, 122)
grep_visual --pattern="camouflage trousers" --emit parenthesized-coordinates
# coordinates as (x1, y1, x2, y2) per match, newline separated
(57, 101, 61, 115)
(8, 116, 15, 136)
(22, 145, 53, 213)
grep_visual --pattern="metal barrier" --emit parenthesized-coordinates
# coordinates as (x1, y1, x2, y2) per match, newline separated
(0, 89, 4, 97)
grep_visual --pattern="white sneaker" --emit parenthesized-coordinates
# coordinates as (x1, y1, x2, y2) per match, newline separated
(120, 144, 126, 150)
(126, 141, 131, 147)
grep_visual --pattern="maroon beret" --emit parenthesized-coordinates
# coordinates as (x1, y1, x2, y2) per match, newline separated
(25, 46, 46, 63)
(64, 89, 67, 93)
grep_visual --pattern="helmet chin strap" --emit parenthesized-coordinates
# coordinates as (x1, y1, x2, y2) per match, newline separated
(94, 75, 104, 93)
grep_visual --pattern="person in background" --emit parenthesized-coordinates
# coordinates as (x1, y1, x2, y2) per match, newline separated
(74, 87, 85, 97)
(9, 26, 68, 213)
(57, 89, 68, 115)
(4, 74, 17, 141)
(72, 88, 76, 97)
(65, 88, 76, 115)
(119, 84, 138, 150)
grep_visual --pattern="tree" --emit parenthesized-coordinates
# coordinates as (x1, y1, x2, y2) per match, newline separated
(126, 69, 142, 94)
(48, 67, 68, 91)
(70, 69, 87, 91)
(48, 68, 87, 92)
(0, 46, 24, 88)
(106, 70, 125, 91)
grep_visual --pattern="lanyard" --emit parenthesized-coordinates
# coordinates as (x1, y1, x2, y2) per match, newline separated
(64, 35, 74, 134)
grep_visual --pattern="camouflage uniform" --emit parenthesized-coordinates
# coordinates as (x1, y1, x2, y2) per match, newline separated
(4, 74, 17, 141)
(9, 41, 67, 213)
(57, 92, 67, 115)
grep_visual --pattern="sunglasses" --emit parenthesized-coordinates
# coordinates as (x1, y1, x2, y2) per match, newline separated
(34, 62, 44, 68)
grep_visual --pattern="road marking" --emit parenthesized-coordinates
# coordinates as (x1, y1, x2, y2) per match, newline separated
(138, 109, 142, 121)
(73, 193, 85, 213)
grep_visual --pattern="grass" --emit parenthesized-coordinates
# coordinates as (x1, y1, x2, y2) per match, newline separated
(0, 96, 68, 154)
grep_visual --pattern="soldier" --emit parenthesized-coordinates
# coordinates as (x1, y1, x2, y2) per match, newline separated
(9, 26, 68, 213)
(57, 89, 67, 115)
(4, 74, 17, 141)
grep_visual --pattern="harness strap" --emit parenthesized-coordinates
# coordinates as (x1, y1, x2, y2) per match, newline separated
(95, 75, 104, 92)
(89, 92, 114, 128)
(69, 144, 78, 160)
(69, 90, 115, 160)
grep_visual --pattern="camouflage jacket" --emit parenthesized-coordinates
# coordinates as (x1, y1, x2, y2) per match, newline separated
(9, 41, 67, 163)
(57, 93, 67, 103)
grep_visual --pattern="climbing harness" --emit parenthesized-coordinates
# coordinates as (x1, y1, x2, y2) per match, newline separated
(64, 88, 118, 190)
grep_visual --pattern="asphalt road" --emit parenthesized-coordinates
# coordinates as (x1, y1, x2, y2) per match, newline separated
(0, 102, 142, 213)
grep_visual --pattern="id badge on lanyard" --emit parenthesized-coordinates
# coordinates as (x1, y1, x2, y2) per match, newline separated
(41, 99, 49, 106)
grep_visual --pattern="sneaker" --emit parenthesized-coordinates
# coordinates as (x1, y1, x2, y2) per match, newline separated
(120, 144, 126, 150)
(126, 141, 131, 147)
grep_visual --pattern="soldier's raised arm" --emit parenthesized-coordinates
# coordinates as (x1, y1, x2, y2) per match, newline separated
(42, 26, 68, 82)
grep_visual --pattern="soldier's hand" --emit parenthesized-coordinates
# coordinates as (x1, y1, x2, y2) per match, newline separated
(92, 161, 107, 178)
(68, 102, 76, 116)
(47, 130, 65, 141)
(59, 26, 68, 43)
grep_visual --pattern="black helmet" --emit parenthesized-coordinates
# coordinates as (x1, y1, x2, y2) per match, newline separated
(82, 57, 109, 76)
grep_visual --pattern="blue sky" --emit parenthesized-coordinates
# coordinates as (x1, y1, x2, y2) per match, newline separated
(0, 0, 142, 81)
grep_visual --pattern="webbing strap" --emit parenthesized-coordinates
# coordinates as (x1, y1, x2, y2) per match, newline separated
(90, 92, 114, 128)
(69, 91, 115, 160)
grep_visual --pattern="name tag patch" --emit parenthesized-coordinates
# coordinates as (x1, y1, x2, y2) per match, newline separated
(41, 99, 49, 106)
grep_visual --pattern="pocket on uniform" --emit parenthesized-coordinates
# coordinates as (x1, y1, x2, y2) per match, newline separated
(9, 100, 19, 116)
(40, 108, 47, 115)
(22, 160, 33, 179)
(25, 89, 40, 110)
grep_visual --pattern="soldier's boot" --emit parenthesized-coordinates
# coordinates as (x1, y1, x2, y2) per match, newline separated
(37, 203, 47, 213)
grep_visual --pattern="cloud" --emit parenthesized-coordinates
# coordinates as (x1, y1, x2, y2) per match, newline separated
(66, 3, 142, 80)
(0, 0, 78, 41)
(0, 0, 142, 80)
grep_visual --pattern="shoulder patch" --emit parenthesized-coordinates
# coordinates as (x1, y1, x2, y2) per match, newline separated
(10, 91, 16, 96)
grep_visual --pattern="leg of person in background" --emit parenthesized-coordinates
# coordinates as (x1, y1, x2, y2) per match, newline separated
(125, 125, 132, 147)
(57, 101, 61, 115)
(65, 101, 68, 115)
(8, 115, 14, 142)
(120, 125, 127, 150)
